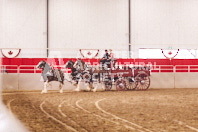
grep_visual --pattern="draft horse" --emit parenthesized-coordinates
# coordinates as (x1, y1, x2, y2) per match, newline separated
(37, 60, 64, 94)
(64, 60, 79, 85)
(65, 59, 103, 92)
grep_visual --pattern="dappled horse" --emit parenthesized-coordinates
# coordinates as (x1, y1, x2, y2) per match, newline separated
(65, 60, 89, 91)
(71, 59, 103, 91)
(36, 60, 64, 94)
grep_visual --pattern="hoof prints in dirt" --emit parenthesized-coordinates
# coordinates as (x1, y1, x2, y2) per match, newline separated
(2, 89, 198, 132)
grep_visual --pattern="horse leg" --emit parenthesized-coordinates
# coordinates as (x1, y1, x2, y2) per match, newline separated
(101, 81, 105, 90)
(99, 73, 105, 90)
(75, 78, 81, 91)
(86, 76, 92, 91)
(92, 77, 98, 92)
(85, 82, 91, 91)
(92, 81, 98, 92)
(41, 81, 48, 94)
(59, 82, 63, 93)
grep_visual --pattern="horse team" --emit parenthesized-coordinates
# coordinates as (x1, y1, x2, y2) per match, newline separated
(37, 59, 108, 94)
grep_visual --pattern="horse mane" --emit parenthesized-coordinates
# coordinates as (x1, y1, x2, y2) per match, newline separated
(41, 60, 46, 63)
(79, 59, 85, 64)
(69, 60, 74, 64)
(42, 61, 50, 72)
(78, 59, 87, 69)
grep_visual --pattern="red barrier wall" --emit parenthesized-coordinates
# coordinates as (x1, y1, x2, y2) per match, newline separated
(1, 58, 198, 73)
(2, 58, 198, 66)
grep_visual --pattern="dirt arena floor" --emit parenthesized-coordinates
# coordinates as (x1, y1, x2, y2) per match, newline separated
(2, 88, 198, 132)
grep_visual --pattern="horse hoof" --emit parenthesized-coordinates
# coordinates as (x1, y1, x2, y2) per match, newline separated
(74, 89, 80, 92)
(41, 91, 47, 94)
(87, 89, 91, 92)
(93, 89, 96, 92)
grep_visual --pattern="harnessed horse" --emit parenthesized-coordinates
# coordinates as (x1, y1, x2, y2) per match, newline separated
(36, 60, 64, 94)
(64, 60, 80, 84)
(65, 59, 103, 91)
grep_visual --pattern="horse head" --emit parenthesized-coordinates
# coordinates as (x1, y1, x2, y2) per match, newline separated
(36, 60, 47, 69)
(73, 59, 87, 71)
(65, 60, 74, 69)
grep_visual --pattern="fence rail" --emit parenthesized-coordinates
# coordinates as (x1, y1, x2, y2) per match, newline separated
(0, 65, 70, 73)
(1, 65, 198, 73)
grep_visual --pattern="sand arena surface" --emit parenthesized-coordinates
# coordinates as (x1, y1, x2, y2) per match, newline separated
(2, 89, 198, 132)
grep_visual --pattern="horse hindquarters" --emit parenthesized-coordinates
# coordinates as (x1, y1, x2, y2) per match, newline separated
(58, 70, 64, 85)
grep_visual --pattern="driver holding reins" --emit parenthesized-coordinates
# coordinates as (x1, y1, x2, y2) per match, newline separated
(100, 49, 111, 68)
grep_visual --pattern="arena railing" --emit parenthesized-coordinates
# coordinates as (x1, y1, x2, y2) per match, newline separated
(0, 65, 18, 73)
(117, 65, 174, 73)
(149, 65, 174, 73)
(18, 65, 40, 73)
(1, 65, 198, 73)
(175, 65, 198, 72)
(18, 65, 69, 73)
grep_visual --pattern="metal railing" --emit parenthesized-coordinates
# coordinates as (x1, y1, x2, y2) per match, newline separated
(1, 65, 198, 73)
(0, 65, 18, 73)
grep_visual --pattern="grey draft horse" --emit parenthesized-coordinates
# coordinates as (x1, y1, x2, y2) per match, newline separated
(64, 60, 79, 84)
(65, 59, 104, 92)
(36, 60, 64, 94)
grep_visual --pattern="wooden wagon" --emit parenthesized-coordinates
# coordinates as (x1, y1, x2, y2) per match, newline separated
(102, 65, 151, 91)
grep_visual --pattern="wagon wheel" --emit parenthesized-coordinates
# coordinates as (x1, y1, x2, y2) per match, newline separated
(115, 78, 126, 91)
(135, 73, 150, 91)
(104, 79, 112, 91)
(125, 77, 137, 90)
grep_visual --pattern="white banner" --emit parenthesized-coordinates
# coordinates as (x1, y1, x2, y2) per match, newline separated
(1, 49, 21, 58)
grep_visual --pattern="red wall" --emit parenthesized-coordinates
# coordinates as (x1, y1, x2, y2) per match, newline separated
(1, 58, 198, 73)
(2, 58, 198, 66)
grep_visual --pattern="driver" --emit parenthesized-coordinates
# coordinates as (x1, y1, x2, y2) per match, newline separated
(100, 49, 111, 68)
